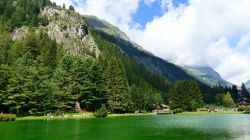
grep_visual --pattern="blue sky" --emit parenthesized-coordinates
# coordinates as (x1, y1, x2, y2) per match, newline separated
(133, 0, 189, 28)
(51, 0, 250, 85)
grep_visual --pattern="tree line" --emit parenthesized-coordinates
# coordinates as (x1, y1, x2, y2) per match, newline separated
(1, 0, 249, 116)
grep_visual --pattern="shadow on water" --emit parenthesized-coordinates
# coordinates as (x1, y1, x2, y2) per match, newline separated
(0, 115, 249, 140)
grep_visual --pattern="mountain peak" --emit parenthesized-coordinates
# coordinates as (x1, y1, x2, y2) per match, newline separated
(184, 66, 231, 87)
(245, 80, 250, 89)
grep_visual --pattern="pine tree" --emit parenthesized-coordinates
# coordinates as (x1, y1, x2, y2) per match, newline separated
(230, 85, 239, 102)
(240, 83, 250, 100)
(130, 84, 144, 111)
(169, 80, 203, 111)
(69, 5, 75, 11)
(53, 55, 75, 113)
(106, 59, 131, 113)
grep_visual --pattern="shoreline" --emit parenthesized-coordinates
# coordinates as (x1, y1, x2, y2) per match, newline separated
(178, 111, 244, 115)
(16, 113, 154, 121)
(15, 111, 247, 121)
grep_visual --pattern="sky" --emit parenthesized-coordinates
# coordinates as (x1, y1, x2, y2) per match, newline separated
(51, 0, 250, 85)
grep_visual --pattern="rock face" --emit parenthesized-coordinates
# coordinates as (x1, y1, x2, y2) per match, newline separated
(41, 6, 100, 57)
(12, 6, 100, 57)
(11, 26, 29, 41)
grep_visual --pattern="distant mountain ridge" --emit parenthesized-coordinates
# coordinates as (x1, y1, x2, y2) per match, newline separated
(184, 66, 232, 87)
(85, 15, 231, 88)
(85, 16, 194, 81)
(245, 80, 250, 89)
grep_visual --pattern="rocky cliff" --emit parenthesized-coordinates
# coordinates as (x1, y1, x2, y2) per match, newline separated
(12, 6, 100, 58)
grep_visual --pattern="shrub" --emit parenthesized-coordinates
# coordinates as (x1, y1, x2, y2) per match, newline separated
(0, 114, 16, 122)
(172, 108, 183, 114)
(94, 105, 108, 118)
(40, 16, 49, 26)
(238, 106, 250, 111)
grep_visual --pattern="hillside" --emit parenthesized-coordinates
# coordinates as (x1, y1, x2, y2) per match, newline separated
(184, 66, 232, 87)
(0, 1, 174, 115)
(85, 16, 197, 82)
(245, 80, 250, 89)
(0, 0, 227, 115)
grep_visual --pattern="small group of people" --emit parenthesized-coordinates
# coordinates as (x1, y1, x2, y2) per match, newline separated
(45, 113, 54, 117)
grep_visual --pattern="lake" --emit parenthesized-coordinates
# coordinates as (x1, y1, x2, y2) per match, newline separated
(0, 114, 249, 140)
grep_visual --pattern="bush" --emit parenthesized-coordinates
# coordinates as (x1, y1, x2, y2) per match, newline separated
(238, 106, 250, 111)
(0, 114, 16, 122)
(40, 16, 49, 26)
(172, 108, 183, 114)
(94, 105, 108, 118)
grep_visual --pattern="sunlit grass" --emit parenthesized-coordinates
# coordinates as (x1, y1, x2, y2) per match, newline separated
(179, 111, 244, 115)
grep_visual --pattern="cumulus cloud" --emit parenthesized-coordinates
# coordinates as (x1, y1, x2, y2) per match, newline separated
(50, 0, 250, 85)
(50, 0, 72, 8)
(144, 0, 158, 6)
(128, 0, 250, 85)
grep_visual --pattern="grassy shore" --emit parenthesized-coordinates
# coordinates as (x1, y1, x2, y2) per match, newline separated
(178, 111, 244, 115)
(16, 111, 247, 121)
(16, 112, 153, 121)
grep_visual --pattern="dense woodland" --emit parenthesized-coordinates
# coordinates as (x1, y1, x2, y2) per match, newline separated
(0, 0, 249, 116)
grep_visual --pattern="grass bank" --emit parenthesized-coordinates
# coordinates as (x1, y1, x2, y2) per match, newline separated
(17, 112, 153, 121)
(178, 111, 244, 115)
(16, 111, 247, 121)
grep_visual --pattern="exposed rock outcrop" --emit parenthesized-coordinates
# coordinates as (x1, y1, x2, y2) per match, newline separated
(11, 26, 29, 41)
(41, 6, 100, 57)
(12, 6, 100, 58)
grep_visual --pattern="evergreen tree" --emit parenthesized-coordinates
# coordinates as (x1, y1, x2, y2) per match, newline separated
(130, 84, 144, 111)
(240, 83, 250, 100)
(53, 55, 76, 113)
(69, 5, 75, 11)
(169, 80, 203, 111)
(106, 59, 131, 113)
(230, 85, 239, 102)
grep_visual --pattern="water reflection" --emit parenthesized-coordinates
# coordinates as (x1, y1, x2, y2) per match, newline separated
(0, 114, 249, 140)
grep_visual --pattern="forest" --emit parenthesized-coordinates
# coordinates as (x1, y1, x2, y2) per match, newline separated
(0, 0, 249, 116)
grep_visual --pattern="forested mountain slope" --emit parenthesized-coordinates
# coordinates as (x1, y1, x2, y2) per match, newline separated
(0, 0, 225, 116)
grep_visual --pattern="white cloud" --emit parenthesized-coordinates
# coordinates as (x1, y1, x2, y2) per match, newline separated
(144, 0, 158, 6)
(50, 0, 73, 8)
(128, 0, 250, 85)
(50, 0, 250, 85)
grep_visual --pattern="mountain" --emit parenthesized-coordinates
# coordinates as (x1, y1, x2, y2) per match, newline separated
(184, 66, 231, 87)
(0, 1, 219, 115)
(85, 15, 197, 82)
(85, 15, 231, 88)
(245, 80, 250, 89)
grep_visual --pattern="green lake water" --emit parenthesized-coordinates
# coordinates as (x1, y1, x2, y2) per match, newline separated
(0, 114, 250, 140)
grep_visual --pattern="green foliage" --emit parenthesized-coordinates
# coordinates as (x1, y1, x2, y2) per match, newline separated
(130, 85, 144, 111)
(0, 0, 51, 31)
(94, 104, 108, 118)
(39, 16, 49, 26)
(106, 59, 132, 113)
(0, 114, 16, 121)
(169, 80, 203, 111)
(172, 108, 183, 114)
(0, 30, 63, 115)
(230, 85, 239, 102)
(240, 83, 250, 100)
(238, 106, 250, 111)
(69, 5, 75, 11)
(222, 92, 234, 107)
(0, 32, 11, 64)
(0, 0, 215, 116)
(92, 29, 170, 111)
